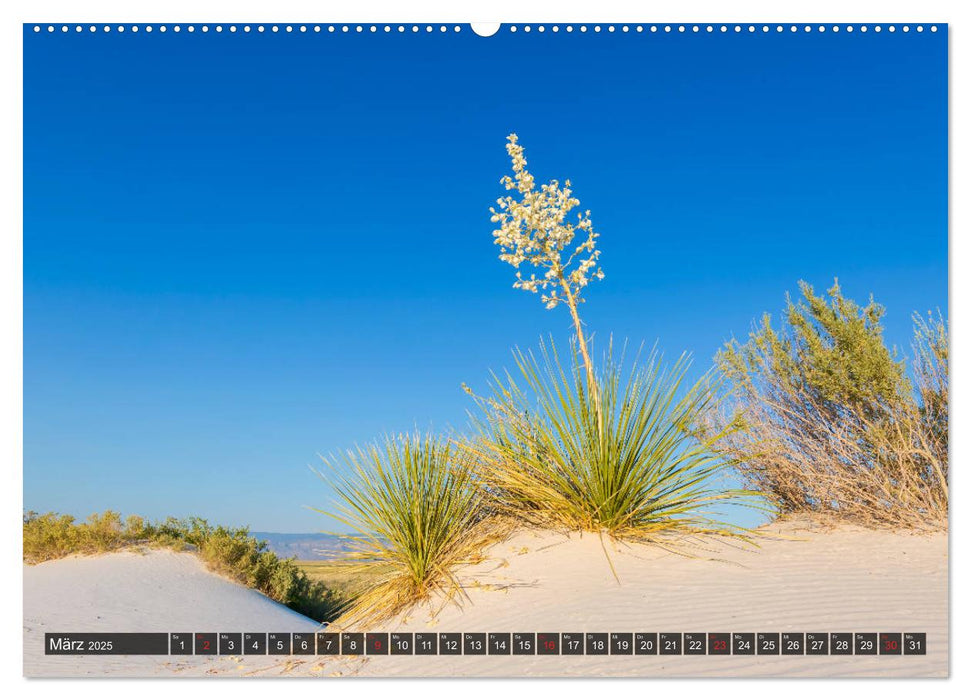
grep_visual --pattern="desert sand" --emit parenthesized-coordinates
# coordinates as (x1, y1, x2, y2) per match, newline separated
(23, 521, 948, 678)
(23, 548, 320, 677)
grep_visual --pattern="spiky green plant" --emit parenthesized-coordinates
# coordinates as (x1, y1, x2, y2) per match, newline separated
(316, 433, 495, 624)
(466, 338, 760, 543)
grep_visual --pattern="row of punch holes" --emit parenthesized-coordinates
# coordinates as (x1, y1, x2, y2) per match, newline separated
(32, 24, 940, 35)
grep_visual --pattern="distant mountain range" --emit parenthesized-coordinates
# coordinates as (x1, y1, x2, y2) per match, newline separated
(250, 532, 355, 561)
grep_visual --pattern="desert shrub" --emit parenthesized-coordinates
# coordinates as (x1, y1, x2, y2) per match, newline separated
(913, 310, 949, 478)
(22, 511, 344, 621)
(24, 511, 82, 562)
(711, 281, 948, 529)
(123, 514, 151, 539)
(467, 339, 759, 542)
(317, 433, 493, 624)
(23, 510, 130, 562)
(153, 517, 347, 621)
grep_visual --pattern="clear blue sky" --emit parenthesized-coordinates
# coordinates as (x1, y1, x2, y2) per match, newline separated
(24, 25, 947, 532)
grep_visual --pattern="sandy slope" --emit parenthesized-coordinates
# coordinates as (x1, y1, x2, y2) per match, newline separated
(355, 521, 948, 678)
(23, 548, 319, 677)
(23, 522, 947, 678)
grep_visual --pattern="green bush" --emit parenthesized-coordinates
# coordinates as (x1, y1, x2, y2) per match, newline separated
(22, 510, 133, 562)
(711, 281, 948, 529)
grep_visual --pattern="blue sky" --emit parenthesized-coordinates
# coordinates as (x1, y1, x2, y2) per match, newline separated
(24, 25, 947, 532)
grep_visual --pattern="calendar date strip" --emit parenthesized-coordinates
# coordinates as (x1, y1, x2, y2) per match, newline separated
(45, 631, 926, 656)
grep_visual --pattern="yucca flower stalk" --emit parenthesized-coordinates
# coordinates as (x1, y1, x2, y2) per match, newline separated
(490, 134, 604, 400)
(315, 433, 495, 624)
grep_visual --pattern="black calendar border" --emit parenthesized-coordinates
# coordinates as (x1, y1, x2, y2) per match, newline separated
(44, 632, 927, 656)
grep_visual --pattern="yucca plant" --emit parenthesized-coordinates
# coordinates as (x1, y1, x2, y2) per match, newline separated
(482, 136, 760, 542)
(466, 338, 760, 545)
(316, 433, 495, 624)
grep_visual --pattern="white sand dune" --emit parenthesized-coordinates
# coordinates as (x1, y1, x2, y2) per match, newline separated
(23, 522, 947, 678)
(23, 548, 320, 677)
(356, 521, 948, 678)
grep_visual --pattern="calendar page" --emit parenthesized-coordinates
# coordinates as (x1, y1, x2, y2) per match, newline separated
(21, 19, 948, 679)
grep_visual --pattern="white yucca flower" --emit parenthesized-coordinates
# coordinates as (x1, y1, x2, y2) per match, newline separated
(489, 134, 604, 311)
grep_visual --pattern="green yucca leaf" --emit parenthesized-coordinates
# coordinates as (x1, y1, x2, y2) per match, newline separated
(468, 337, 763, 540)
(314, 433, 495, 624)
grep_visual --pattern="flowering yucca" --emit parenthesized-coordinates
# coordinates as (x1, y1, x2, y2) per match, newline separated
(473, 135, 760, 553)
(490, 134, 604, 389)
(490, 134, 604, 310)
